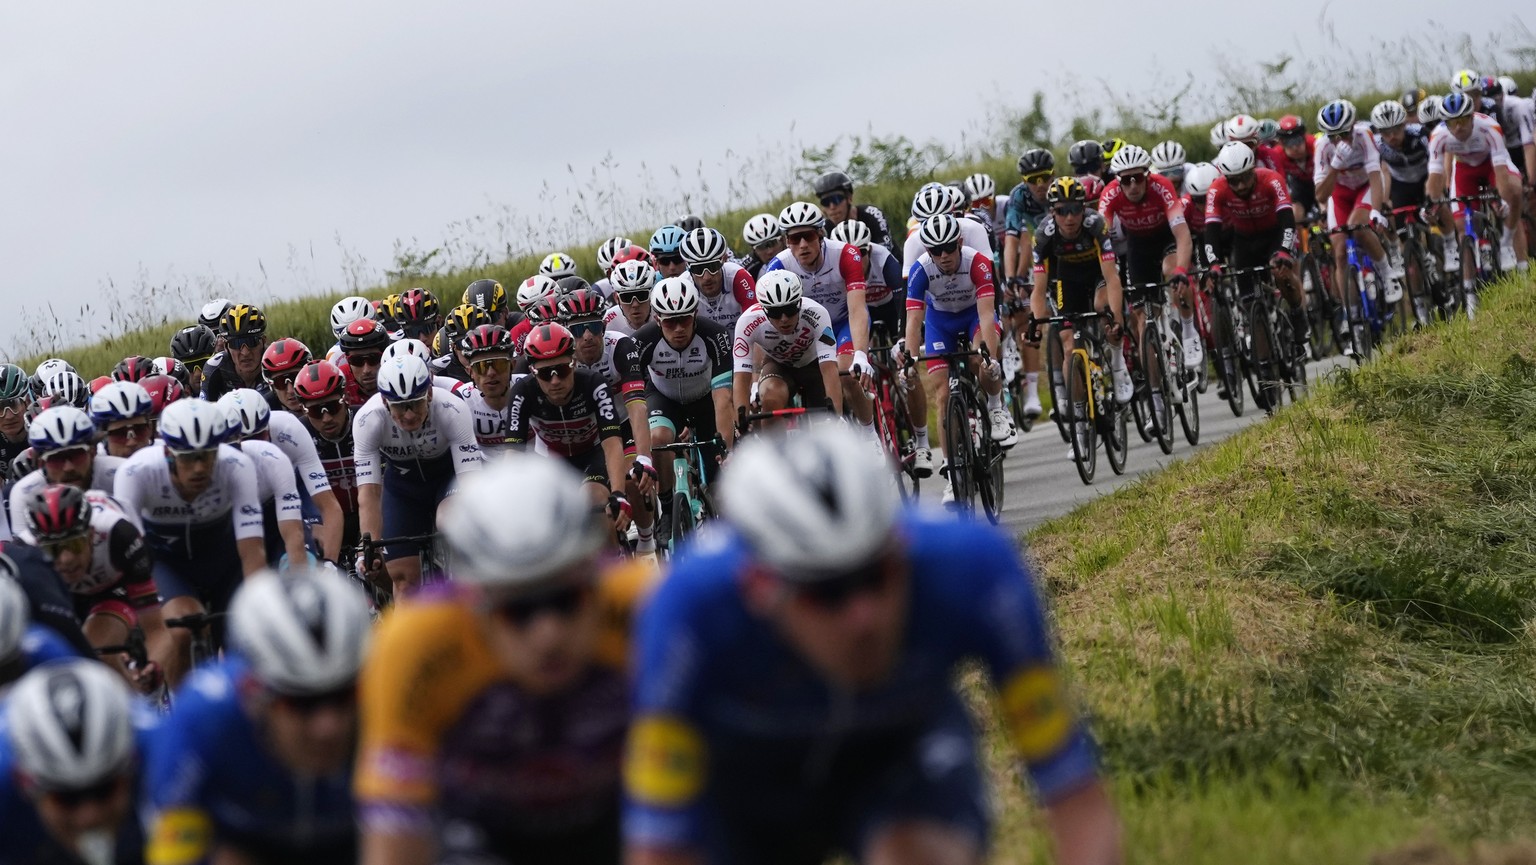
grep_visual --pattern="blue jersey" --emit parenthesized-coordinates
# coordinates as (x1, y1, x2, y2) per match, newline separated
(142, 657, 356, 865)
(1005, 181, 1049, 239)
(623, 508, 1099, 850)
(0, 707, 153, 865)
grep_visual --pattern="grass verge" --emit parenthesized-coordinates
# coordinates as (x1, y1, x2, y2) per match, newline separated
(978, 271, 1536, 863)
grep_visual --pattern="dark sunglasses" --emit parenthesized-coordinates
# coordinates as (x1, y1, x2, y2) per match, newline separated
(469, 356, 513, 373)
(567, 320, 604, 337)
(1120, 172, 1148, 185)
(106, 421, 154, 442)
(818, 193, 848, 207)
(687, 261, 723, 276)
(42, 447, 90, 468)
(792, 559, 894, 610)
(1052, 203, 1085, 217)
(659, 315, 694, 329)
(0, 397, 30, 414)
(386, 396, 429, 414)
(616, 291, 649, 304)
(35, 774, 124, 809)
(1022, 171, 1052, 183)
(786, 231, 820, 246)
(1228, 171, 1256, 187)
(227, 335, 263, 351)
(926, 240, 961, 255)
(170, 449, 218, 466)
(274, 683, 357, 714)
(303, 399, 347, 419)
(764, 304, 800, 320)
(347, 352, 383, 368)
(493, 584, 590, 627)
(654, 254, 685, 267)
(534, 362, 574, 381)
(265, 372, 297, 390)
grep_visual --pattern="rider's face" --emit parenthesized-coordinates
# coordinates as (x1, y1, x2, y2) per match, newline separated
(32, 773, 133, 848)
(1446, 115, 1475, 141)
(660, 315, 696, 351)
(1118, 170, 1149, 203)
(752, 553, 909, 690)
(484, 572, 601, 695)
(788, 230, 823, 269)
(1380, 125, 1406, 149)
(468, 356, 513, 399)
(168, 449, 217, 497)
(261, 687, 358, 776)
(753, 238, 786, 263)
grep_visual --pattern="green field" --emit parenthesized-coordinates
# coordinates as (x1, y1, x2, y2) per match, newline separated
(975, 271, 1536, 863)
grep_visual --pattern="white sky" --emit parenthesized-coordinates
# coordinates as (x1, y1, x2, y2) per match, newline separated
(0, 1, 1528, 348)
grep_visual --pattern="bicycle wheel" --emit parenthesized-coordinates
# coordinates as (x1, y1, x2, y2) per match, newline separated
(974, 410, 1005, 525)
(1102, 368, 1129, 476)
(669, 490, 694, 552)
(1481, 210, 1506, 281)
(1045, 326, 1069, 443)
(1067, 351, 1097, 485)
(1340, 266, 1372, 363)
(1191, 286, 1214, 394)
(1140, 321, 1174, 454)
(1170, 325, 1200, 446)
(1273, 309, 1308, 403)
(1247, 296, 1282, 412)
(1399, 233, 1432, 330)
(1212, 295, 1246, 417)
(890, 381, 921, 499)
(1302, 255, 1335, 358)
(943, 392, 975, 514)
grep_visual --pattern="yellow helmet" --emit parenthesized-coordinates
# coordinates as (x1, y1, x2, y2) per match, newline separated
(221, 303, 267, 339)
(461, 278, 507, 315)
(1046, 176, 1087, 206)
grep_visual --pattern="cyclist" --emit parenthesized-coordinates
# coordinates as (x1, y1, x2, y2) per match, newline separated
(1183, 163, 1220, 268)
(152, 357, 192, 392)
(505, 323, 633, 538)
(539, 252, 578, 281)
(394, 288, 440, 343)
(169, 324, 218, 394)
(260, 337, 312, 413)
(462, 277, 512, 328)
(328, 295, 376, 359)
(1370, 100, 1433, 229)
(593, 237, 635, 297)
(337, 318, 392, 409)
(219, 390, 308, 569)
(828, 220, 910, 378)
(0, 659, 152, 865)
(1428, 92, 1530, 274)
(1489, 77, 1535, 182)
(963, 172, 1002, 253)
(732, 270, 842, 424)
(814, 169, 894, 248)
(1100, 144, 1202, 371)
(1151, 140, 1192, 194)
(1029, 176, 1129, 444)
(1226, 114, 1282, 172)
(681, 226, 757, 332)
(9, 407, 126, 533)
(202, 303, 272, 401)
(20, 485, 168, 692)
(353, 354, 483, 595)
(358, 455, 656, 865)
(764, 201, 876, 428)
(1206, 142, 1312, 356)
(738, 212, 787, 279)
(624, 424, 1119, 865)
(649, 225, 689, 279)
(432, 303, 489, 382)
(293, 361, 361, 555)
(1003, 149, 1055, 425)
(1314, 99, 1406, 296)
(112, 398, 266, 685)
(0, 364, 35, 467)
(455, 324, 520, 453)
(143, 567, 369, 865)
(1273, 115, 1318, 221)
(1, 569, 84, 692)
(508, 274, 562, 348)
(1068, 139, 1106, 185)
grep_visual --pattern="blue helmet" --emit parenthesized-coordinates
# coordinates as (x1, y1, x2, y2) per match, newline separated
(89, 381, 154, 426)
(649, 225, 687, 256)
(1316, 99, 1357, 135)
(1439, 91, 1476, 120)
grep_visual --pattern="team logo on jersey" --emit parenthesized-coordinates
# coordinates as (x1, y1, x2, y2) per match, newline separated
(149, 808, 214, 865)
(625, 715, 706, 806)
(1000, 665, 1075, 761)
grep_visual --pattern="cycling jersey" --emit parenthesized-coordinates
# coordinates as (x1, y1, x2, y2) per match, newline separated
(200, 353, 270, 402)
(505, 370, 622, 458)
(1496, 96, 1536, 150)
(233, 439, 303, 566)
(0, 625, 83, 695)
(1313, 121, 1382, 190)
(623, 510, 1099, 858)
(144, 656, 356, 865)
(112, 445, 261, 540)
(1205, 168, 1293, 235)
(1376, 124, 1431, 184)
(351, 389, 483, 488)
(12, 490, 155, 626)
(732, 298, 838, 371)
(268, 410, 334, 503)
(1031, 211, 1115, 291)
(1182, 194, 1207, 235)
(430, 352, 473, 384)
(1004, 183, 1049, 239)
(298, 413, 359, 554)
(1427, 114, 1513, 172)
(601, 306, 642, 337)
(1099, 173, 1186, 237)
(823, 205, 894, 250)
(7, 456, 125, 536)
(577, 330, 646, 407)
(907, 247, 996, 314)
(0, 541, 94, 656)
(592, 276, 615, 299)
(764, 241, 867, 324)
(688, 262, 757, 332)
(632, 317, 733, 405)
(455, 382, 527, 453)
(356, 567, 656, 865)
(903, 217, 993, 277)
(861, 243, 904, 308)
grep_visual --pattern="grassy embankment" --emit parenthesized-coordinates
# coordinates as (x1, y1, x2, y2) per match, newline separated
(971, 271, 1536, 864)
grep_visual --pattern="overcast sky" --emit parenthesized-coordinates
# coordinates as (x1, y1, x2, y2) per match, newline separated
(1, 1, 1528, 350)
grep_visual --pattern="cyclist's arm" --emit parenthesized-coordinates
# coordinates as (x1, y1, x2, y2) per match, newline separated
(272, 416, 344, 562)
(594, 380, 627, 495)
(264, 450, 309, 566)
(972, 253, 1000, 360)
(352, 405, 384, 541)
(1003, 234, 1020, 281)
(438, 397, 484, 477)
(1314, 166, 1338, 201)
(1046, 782, 1123, 865)
(711, 388, 735, 450)
(731, 317, 757, 412)
(612, 335, 651, 463)
(904, 264, 928, 360)
(227, 453, 268, 578)
(705, 326, 736, 448)
(312, 490, 344, 564)
(838, 244, 871, 354)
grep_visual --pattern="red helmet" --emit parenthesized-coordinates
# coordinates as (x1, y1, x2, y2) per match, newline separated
(1080, 175, 1104, 203)
(25, 484, 91, 543)
(111, 355, 155, 383)
(293, 360, 345, 402)
(88, 375, 113, 395)
(1277, 114, 1306, 138)
(261, 338, 312, 377)
(340, 318, 391, 353)
(460, 324, 512, 359)
(140, 375, 186, 415)
(524, 323, 575, 361)
(610, 246, 656, 270)
(560, 288, 607, 320)
(525, 297, 564, 324)
(397, 288, 441, 327)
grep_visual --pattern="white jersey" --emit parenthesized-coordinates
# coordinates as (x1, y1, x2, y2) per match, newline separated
(732, 298, 839, 372)
(602, 306, 643, 337)
(12, 491, 143, 595)
(267, 409, 332, 500)
(351, 389, 484, 486)
(453, 381, 527, 454)
(236, 440, 304, 524)
(689, 261, 757, 332)
(1313, 121, 1381, 189)
(7, 456, 125, 540)
(1428, 114, 1514, 173)
(903, 216, 993, 277)
(863, 244, 899, 307)
(1498, 96, 1535, 148)
(592, 276, 615, 299)
(113, 444, 265, 540)
(766, 240, 866, 323)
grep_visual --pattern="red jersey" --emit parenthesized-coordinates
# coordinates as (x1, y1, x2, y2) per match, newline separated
(1255, 143, 1285, 173)
(1269, 138, 1315, 187)
(1099, 173, 1186, 236)
(335, 356, 372, 409)
(1205, 167, 1292, 235)
(1181, 194, 1206, 234)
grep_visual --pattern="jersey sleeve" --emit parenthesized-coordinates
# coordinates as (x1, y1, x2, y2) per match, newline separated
(108, 519, 158, 608)
(438, 396, 484, 476)
(1265, 171, 1293, 213)
(970, 253, 996, 299)
(706, 323, 733, 389)
(271, 413, 332, 497)
(1359, 128, 1382, 174)
(879, 246, 905, 291)
(143, 670, 230, 865)
(504, 380, 533, 448)
(837, 243, 867, 293)
(260, 447, 304, 523)
(732, 313, 760, 374)
(1426, 127, 1449, 176)
(906, 263, 930, 310)
(1157, 177, 1187, 227)
(1204, 185, 1224, 225)
(226, 452, 265, 542)
(613, 336, 647, 404)
(594, 379, 623, 440)
(761, 255, 784, 274)
(861, 205, 893, 248)
(1313, 139, 1332, 183)
(730, 268, 756, 308)
(351, 405, 383, 487)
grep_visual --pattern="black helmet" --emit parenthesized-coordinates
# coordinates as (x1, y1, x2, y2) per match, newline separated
(1067, 139, 1104, 174)
(674, 214, 706, 233)
(1018, 148, 1055, 177)
(1046, 177, 1088, 205)
(221, 303, 267, 339)
(813, 170, 854, 198)
(462, 279, 507, 316)
(169, 324, 217, 365)
(555, 275, 591, 296)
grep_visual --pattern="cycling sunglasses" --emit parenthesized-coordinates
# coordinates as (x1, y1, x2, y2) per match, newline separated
(687, 261, 723, 276)
(493, 584, 591, 628)
(659, 315, 694, 329)
(786, 230, 820, 247)
(169, 448, 218, 466)
(1119, 171, 1148, 185)
(1022, 171, 1052, 184)
(28, 774, 125, 809)
(346, 352, 383, 368)
(615, 291, 649, 304)
(303, 399, 347, 419)
(386, 396, 429, 415)
(926, 240, 961, 256)
(566, 319, 604, 337)
(469, 356, 513, 374)
(763, 303, 800, 320)
(654, 254, 685, 267)
(1052, 203, 1085, 217)
(274, 683, 357, 714)
(792, 558, 894, 610)
(0, 397, 29, 414)
(819, 193, 848, 207)
(42, 447, 90, 468)
(227, 335, 264, 351)
(105, 421, 154, 443)
(40, 534, 90, 561)
(265, 371, 298, 390)
(533, 362, 574, 382)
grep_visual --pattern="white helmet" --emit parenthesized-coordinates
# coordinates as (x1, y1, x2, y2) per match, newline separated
(0, 568, 25, 662)
(516, 274, 560, 309)
(1208, 120, 1227, 148)
(1150, 141, 1186, 172)
(1316, 99, 1358, 135)
(1212, 141, 1257, 177)
(376, 355, 432, 402)
(439, 453, 606, 587)
(382, 338, 432, 364)
(918, 214, 962, 249)
(199, 299, 233, 330)
(610, 259, 656, 294)
(944, 184, 969, 215)
(1418, 95, 1444, 124)
(329, 296, 374, 338)
(5, 659, 135, 789)
(88, 381, 152, 426)
(1185, 163, 1220, 197)
(42, 370, 89, 408)
(1226, 114, 1260, 142)
(538, 252, 578, 280)
(962, 172, 996, 201)
(1450, 68, 1481, 93)
(755, 271, 804, 308)
(719, 422, 898, 575)
(680, 227, 728, 265)
(777, 201, 824, 233)
(158, 398, 228, 452)
(911, 183, 951, 220)
(828, 219, 872, 253)
(651, 277, 700, 317)
(217, 388, 271, 439)
(1109, 144, 1153, 175)
(1498, 76, 1519, 97)
(228, 567, 371, 695)
(743, 213, 782, 248)
(1370, 99, 1409, 129)
(596, 237, 633, 273)
(28, 406, 96, 454)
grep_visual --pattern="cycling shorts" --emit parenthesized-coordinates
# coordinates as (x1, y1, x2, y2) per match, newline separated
(867, 298, 904, 342)
(647, 391, 720, 442)
(1047, 279, 1103, 317)
(759, 359, 829, 409)
(1449, 160, 1520, 211)
(1389, 181, 1426, 214)
(1124, 226, 1178, 287)
(923, 306, 1000, 374)
(145, 519, 243, 614)
(699, 697, 990, 865)
(561, 446, 610, 487)
(380, 454, 455, 561)
(832, 316, 868, 357)
(1230, 227, 1285, 271)
(1326, 182, 1373, 229)
(1287, 176, 1318, 212)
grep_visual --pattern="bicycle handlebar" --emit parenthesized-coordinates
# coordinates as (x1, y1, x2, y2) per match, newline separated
(164, 611, 226, 632)
(653, 437, 727, 453)
(742, 408, 807, 423)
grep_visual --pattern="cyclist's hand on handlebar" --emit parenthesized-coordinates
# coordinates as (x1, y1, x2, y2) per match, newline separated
(1170, 267, 1190, 288)
(628, 454, 658, 497)
(1269, 249, 1295, 270)
(607, 491, 632, 532)
(130, 661, 163, 695)
(1024, 317, 1043, 346)
(735, 406, 751, 438)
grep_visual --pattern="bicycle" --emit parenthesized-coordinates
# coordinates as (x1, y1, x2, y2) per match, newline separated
(353, 531, 447, 603)
(1389, 204, 1444, 328)
(1328, 224, 1389, 363)
(1218, 264, 1306, 413)
(95, 629, 171, 712)
(1125, 281, 1200, 451)
(1439, 190, 1506, 316)
(652, 435, 724, 558)
(866, 339, 923, 501)
(996, 295, 1036, 434)
(933, 341, 1007, 522)
(1299, 215, 1339, 359)
(164, 610, 227, 673)
(1206, 266, 1252, 418)
(1034, 312, 1127, 485)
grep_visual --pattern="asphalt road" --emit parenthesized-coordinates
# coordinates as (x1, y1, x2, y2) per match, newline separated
(917, 353, 1348, 536)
